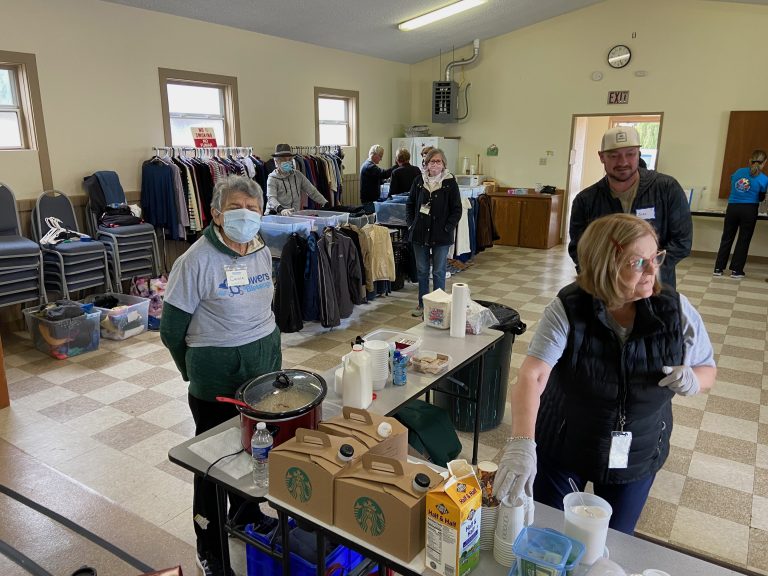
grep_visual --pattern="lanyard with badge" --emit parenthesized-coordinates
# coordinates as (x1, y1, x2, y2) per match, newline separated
(224, 257, 249, 287)
(609, 385, 632, 469)
(419, 187, 432, 215)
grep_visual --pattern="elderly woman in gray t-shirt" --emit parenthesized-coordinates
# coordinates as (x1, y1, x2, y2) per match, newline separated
(161, 174, 281, 574)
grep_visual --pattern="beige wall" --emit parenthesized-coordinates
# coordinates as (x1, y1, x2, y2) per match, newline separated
(409, 0, 768, 254)
(0, 0, 411, 200)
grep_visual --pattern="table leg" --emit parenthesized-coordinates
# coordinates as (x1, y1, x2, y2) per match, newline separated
(215, 485, 231, 570)
(279, 510, 290, 575)
(472, 354, 485, 466)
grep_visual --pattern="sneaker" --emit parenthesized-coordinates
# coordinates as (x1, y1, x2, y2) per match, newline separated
(712, 269, 723, 276)
(731, 271, 746, 279)
(411, 307, 423, 317)
(196, 551, 227, 576)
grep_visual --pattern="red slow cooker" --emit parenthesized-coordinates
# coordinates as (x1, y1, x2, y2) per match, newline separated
(231, 370, 327, 453)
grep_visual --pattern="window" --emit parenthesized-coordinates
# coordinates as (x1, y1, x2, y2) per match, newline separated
(0, 67, 24, 148)
(315, 87, 359, 168)
(159, 69, 240, 147)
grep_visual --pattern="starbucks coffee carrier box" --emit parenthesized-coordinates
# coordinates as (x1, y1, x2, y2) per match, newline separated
(319, 406, 408, 460)
(425, 459, 482, 576)
(268, 429, 367, 524)
(334, 453, 444, 562)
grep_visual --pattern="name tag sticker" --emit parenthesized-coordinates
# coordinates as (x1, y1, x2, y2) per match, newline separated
(420, 204, 431, 215)
(225, 264, 249, 287)
(609, 431, 632, 469)
(636, 207, 655, 220)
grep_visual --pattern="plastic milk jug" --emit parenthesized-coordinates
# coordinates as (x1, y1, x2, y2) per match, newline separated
(342, 344, 372, 409)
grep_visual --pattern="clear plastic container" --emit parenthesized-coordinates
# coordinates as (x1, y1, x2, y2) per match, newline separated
(293, 210, 347, 229)
(82, 293, 150, 340)
(512, 526, 572, 576)
(23, 307, 100, 359)
(363, 329, 422, 359)
(410, 351, 451, 375)
(261, 215, 312, 255)
(373, 201, 407, 226)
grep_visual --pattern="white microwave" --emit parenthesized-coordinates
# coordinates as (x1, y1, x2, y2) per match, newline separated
(455, 174, 485, 187)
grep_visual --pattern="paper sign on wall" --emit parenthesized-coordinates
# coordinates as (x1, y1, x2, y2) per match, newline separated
(191, 127, 217, 148)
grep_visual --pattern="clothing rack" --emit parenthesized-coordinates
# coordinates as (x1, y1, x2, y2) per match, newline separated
(152, 146, 254, 158)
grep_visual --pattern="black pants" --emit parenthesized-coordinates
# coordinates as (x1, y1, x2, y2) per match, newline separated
(188, 394, 262, 559)
(715, 202, 759, 273)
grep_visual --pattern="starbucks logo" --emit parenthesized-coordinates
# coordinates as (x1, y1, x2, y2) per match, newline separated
(353, 496, 385, 536)
(285, 467, 312, 502)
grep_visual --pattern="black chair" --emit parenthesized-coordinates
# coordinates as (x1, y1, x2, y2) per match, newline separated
(0, 182, 46, 308)
(83, 171, 159, 291)
(32, 190, 112, 299)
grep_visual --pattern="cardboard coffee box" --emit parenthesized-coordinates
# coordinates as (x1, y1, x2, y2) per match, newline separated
(269, 429, 367, 524)
(318, 407, 408, 460)
(425, 459, 482, 576)
(334, 453, 443, 562)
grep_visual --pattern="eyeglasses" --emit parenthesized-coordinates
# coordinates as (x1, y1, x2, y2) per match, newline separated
(427, 159, 444, 165)
(628, 250, 666, 273)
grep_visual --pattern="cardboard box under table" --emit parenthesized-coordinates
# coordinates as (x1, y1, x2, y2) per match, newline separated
(268, 429, 367, 525)
(318, 407, 408, 460)
(334, 453, 444, 563)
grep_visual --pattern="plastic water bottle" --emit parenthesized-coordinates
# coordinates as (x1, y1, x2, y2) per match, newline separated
(251, 422, 273, 489)
(392, 350, 407, 386)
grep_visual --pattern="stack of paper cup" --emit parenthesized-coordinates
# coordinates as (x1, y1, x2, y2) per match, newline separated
(364, 340, 390, 391)
(480, 504, 499, 550)
(493, 495, 525, 567)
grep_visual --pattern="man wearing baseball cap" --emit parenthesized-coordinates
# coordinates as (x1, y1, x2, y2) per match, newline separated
(266, 143, 328, 215)
(568, 126, 692, 287)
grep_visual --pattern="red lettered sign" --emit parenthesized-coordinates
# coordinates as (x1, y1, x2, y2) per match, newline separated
(191, 127, 217, 148)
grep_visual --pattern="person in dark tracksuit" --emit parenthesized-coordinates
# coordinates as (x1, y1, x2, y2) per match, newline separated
(713, 149, 768, 279)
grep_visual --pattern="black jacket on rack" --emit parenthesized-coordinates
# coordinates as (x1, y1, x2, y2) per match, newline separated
(275, 234, 308, 333)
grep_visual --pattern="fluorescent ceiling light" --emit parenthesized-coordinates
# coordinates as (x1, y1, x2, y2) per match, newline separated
(398, 0, 486, 31)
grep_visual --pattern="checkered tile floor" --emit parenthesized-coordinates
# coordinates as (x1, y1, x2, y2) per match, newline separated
(2, 244, 767, 573)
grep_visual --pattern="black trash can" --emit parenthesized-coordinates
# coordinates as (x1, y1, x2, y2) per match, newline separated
(433, 300, 526, 432)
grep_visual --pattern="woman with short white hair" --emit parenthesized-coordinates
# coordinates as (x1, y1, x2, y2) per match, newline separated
(359, 143, 394, 203)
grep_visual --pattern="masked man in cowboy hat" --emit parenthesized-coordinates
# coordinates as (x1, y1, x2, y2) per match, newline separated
(266, 143, 328, 215)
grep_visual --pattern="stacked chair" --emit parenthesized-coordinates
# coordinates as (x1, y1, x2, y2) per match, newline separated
(32, 190, 112, 299)
(83, 171, 159, 292)
(0, 183, 46, 308)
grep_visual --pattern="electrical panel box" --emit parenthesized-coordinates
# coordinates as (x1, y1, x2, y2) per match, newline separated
(432, 81, 458, 123)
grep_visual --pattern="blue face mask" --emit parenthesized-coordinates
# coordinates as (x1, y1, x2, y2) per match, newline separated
(280, 161, 294, 173)
(220, 208, 262, 243)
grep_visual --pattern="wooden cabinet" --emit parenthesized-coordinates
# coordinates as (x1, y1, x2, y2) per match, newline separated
(489, 189, 563, 249)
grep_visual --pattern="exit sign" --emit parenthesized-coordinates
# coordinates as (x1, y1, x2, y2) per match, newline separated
(607, 91, 630, 105)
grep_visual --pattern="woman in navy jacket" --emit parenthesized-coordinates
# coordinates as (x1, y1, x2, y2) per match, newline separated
(406, 148, 462, 316)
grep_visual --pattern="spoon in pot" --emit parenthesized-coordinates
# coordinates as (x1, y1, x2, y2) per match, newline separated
(568, 477, 595, 518)
(215, 396, 251, 410)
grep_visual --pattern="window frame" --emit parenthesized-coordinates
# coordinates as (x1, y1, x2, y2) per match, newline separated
(158, 68, 240, 147)
(0, 50, 51, 189)
(314, 87, 359, 169)
(0, 65, 25, 149)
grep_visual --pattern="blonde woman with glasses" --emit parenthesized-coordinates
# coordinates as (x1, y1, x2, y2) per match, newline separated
(493, 213, 716, 535)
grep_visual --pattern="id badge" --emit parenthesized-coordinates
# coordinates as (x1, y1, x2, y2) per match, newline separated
(608, 431, 632, 469)
(225, 263, 249, 287)
(420, 203, 431, 215)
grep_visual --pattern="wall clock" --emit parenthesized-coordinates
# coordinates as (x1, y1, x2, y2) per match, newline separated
(607, 45, 631, 69)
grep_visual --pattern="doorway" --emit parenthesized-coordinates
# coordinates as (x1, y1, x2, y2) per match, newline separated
(564, 113, 664, 243)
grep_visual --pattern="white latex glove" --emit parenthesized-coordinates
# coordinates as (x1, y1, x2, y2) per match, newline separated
(280, 208, 295, 216)
(492, 437, 537, 503)
(658, 365, 700, 396)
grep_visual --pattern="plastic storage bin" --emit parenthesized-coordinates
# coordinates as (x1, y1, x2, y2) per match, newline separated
(347, 213, 376, 228)
(374, 201, 407, 226)
(23, 307, 100, 359)
(363, 329, 422, 358)
(245, 522, 363, 576)
(82, 293, 150, 340)
(511, 526, 571, 576)
(261, 215, 312, 256)
(293, 210, 347, 229)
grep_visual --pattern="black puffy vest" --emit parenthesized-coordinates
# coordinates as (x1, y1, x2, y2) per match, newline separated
(535, 283, 684, 484)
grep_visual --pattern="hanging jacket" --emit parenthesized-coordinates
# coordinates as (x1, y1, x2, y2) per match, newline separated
(317, 228, 363, 321)
(536, 282, 684, 484)
(406, 173, 462, 246)
(303, 232, 321, 322)
(275, 234, 308, 333)
(475, 194, 499, 252)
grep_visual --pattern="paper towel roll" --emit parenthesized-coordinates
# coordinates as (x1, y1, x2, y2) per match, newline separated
(450, 283, 470, 338)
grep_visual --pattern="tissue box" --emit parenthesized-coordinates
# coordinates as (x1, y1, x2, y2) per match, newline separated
(422, 288, 452, 329)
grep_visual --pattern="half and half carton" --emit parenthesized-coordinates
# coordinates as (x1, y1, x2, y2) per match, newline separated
(425, 459, 482, 576)
(268, 428, 367, 524)
(334, 453, 444, 562)
(318, 406, 408, 460)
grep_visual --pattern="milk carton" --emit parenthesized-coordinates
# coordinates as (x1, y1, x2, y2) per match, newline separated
(425, 459, 482, 576)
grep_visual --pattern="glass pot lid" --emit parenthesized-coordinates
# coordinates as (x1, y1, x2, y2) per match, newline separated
(236, 369, 327, 418)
